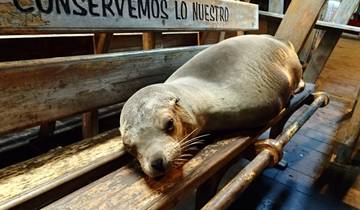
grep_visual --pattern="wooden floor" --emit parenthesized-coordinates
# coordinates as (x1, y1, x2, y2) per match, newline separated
(226, 37, 360, 210)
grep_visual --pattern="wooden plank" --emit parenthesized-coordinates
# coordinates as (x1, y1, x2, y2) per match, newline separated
(275, 0, 326, 52)
(303, 0, 360, 83)
(332, 0, 360, 24)
(43, 134, 255, 210)
(299, 0, 340, 63)
(0, 129, 124, 209)
(0, 0, 258, 34)
(0, 45, 208, 135)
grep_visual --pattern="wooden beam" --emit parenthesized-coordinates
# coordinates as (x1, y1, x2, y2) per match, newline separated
(274, 0, 327, 52)
(0, 45, 208, 135)
(299, 1, 340, 63)
(304, 0, 360, 83)
(0, 0, 258, 34)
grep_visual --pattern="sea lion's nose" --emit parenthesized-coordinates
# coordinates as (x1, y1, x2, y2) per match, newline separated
(150, 156, 166, 172)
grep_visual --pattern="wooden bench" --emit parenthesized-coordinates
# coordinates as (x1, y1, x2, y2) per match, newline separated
(0, 0, 336, 209)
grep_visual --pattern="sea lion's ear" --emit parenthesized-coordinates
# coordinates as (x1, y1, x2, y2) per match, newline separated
(169, 97, 180, 106)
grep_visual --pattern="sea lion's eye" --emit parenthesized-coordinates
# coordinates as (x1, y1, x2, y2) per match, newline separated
(165, 118, 174, 132)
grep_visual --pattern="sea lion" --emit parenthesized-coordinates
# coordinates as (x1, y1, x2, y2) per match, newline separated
(119, 35, 304, 177)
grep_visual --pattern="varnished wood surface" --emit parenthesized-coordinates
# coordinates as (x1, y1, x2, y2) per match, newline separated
(0, 129, 123, 208)
(0, 45, 207, 135)
(275, 0, 326, 52)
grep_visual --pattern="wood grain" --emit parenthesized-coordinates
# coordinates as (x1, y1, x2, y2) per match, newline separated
(43, 134, 256, 210)
(260, 10, 360, 34)
(82, 32, 114, 139)
(0, 45, 208, 135)
(0, 0, 258, 34)
(274, 0, 326, 52)
(0, 129, 123, 209)
(303, 0, 360, 83)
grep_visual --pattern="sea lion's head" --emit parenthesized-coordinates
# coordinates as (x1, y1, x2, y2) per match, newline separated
(120, 85, 199, 178)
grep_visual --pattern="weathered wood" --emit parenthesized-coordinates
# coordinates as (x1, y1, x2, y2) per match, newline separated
(142, 32, 162, 50)
(0, 0, 258, 34)
(43, 134, 256, 210)
(0, 129, 124, 209)
(303, 30, 342, 83)
(260, 10, 360, 34)
(299, 0, 340, 63)
(0, 45, 208, 135)
(267, 0, 283, 35)
(203, 92, 329, 210)
(304, 0, 360, 83)
(94, 32, 113, 53)
(275, 0, 326, 52)
(335, 90, 360, 163)
(82, 32, 113, 138)
(82, 110, 99, 138)
(332, 0, 360, 24)
(268, 0, 284, 14)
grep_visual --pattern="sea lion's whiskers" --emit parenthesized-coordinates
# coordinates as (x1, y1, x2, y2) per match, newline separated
(174, 158, 188, 162)
(180, 134, 210, 147)
(180, 140, 205, 151)
(180, 137, 207, 148)
(179, 153, 193, 158)
(179, 128, 198, 144)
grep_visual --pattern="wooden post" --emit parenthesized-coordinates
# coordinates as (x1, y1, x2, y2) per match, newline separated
(82, 32, 113, 139)
(142, 32, 162, 50)
(304, 0, 360, 83)
(39, 121, 56, 139)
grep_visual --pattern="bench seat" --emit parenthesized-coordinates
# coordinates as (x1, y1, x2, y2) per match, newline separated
(43, 134, 254, 210)
(0, 85, 314, 210)
(0, 130, 123, 209)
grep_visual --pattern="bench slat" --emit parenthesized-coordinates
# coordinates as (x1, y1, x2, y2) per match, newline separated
(274, 0, 326, 52)
(0, 129, 123, 209)
(0, 0, 258, 34)
(0, 45, 208, 135)
(43, 134, 255, 210)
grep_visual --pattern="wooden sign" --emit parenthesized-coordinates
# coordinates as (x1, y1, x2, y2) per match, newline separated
(0, 0, 258, 34)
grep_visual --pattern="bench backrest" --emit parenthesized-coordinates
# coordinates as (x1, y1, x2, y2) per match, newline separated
(0, 0, 258, 135)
